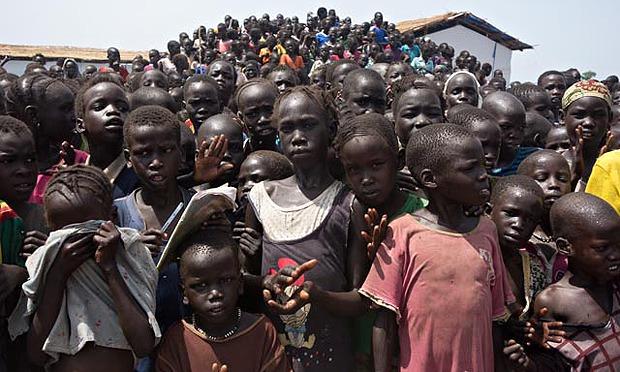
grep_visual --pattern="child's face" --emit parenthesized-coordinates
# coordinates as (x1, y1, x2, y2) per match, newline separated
(330, 64, 359, 90)
(445, 74, 478, 108)
(395, 89, 443, 145)
(526, 92, 555, 122)
(197, 121, 244, 183)
(495, 109, 525, 154)
(470, 120, 501, 171)
(208, 61, 236, 101)
(569, 217, 620, 282)
(268, 71, 297, 95)
(126, 125, 181, 192)
(181, 247, 242, 328)
(185, 82, 221, 129)
(433, 137, 490, 206)
(386, 64, 409, 86)
(0, 132, 37, 204)
(277, 93, 331, 167)
(491, 190, 542, 250)
(563, 97, 611, 149)
(140, 70, 168, 90)
(238, 84, 277, 141)
(545, 127, 571, 154)
(237, 156, 271, 201)
(524, 154, 571, 211)
(82, 82, 129, 146)
(344, 77, 386, 116)
(340, 135, 398, 207)
(37, 83, 76, 144)
(539, 74, 566, 109)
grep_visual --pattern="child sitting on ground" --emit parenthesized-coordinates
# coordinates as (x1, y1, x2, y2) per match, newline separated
(9, 165, 159, 372)
(360, 124, 515, 372)
(155, 227, 290, 372)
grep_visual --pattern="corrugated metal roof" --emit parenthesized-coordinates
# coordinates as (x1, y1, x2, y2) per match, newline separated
(0, 44, 147, 63)
(396, 12, 533, 51)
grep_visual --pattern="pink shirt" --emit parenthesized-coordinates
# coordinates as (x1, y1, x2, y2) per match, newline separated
(360, 215, 515, 372)
(29, 150, 89, 204)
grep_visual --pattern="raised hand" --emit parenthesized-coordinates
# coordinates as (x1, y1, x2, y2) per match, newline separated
(599, 131, 615, 157)
(194, 135, 234, 184)
(59, 141, 76, 167)
(527, 307, 566, 349)
(93, 221, 122, 273)
(140, 229, 167, 258)
(233, 221, 262, 257)
(360, 208, 388, 261)
(563, 125, 584, 183)
(211, 363, 228, 372)
(263, 259, 318, 314)
(503, 339, 533, 371)
(21, 230, 48, 258)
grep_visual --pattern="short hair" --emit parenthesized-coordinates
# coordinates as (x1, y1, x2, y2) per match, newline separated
(342, 69, 385, 99)
(481, 91, 526, 117)
(325, 59, 359, 84)
(447, 106, 496, 131)
(179, 227, 240, 274)
(336, 112, 398, 157)
(267, 65, 299, 84)
(537, 70, 566, 86)
(244, 150, 294, 180)
(491, 174, 544, 206)
(509, 82, 549, 109)
(124, 105, 180, 145)
(391, 75, 444, 113)
(0, 115, 32, 138)
(550, 192, 618, 242)
(140, 69, 169, 90)
(523, 112, 552, 147)
(405, 123, 475, 182)
(44, 164, 112, 213)
(517, 149, 569, 176)
(6, 73, 66, 122)
(74, 73, 125, 119)
(182, 74, 220, 98)
(233, 78, 278, 109)
(130, 87, 177, 113)
(273, 86, 337, 131)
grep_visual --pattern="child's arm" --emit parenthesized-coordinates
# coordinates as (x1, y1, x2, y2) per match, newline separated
(27, 234, 96, 366)
(94, 221, 155, 357)
(373, 308, 396, 372)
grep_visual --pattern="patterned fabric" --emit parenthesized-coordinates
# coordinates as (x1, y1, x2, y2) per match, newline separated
(549, 284, 620, 371)
(0, 201, 25, 267)
(562, 80, 612, 110)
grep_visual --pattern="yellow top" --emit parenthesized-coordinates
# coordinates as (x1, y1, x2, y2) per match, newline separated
(585, 150, 620, 214)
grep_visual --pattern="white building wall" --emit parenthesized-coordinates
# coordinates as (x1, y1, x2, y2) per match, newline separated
(425, 24, 513, 81)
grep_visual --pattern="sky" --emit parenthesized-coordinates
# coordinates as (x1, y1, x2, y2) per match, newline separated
(3, 0, 619, 82)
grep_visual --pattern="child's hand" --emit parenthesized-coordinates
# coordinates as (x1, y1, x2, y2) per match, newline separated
(528, 307, 566, 349)
(194, 135, 235, 184)
(233, 221, 262, 257)
(263, 259, 318, 314)
(503, 339, 533, 371)
(211, 363, 228, 372)
(599, 131, 615, 157)
(563, 125, 584, 183)
(396, 168, 419, 193)
(360, 208, 388, 261)
(21, 230, 48, 258)
(506, 316, 535, 344)
(59, 141, 76, 167)
(55, 233, 96, 278)
(0, 264, 27, 304)
(93, 221, 122, 273)
(140, 229, 167, 258)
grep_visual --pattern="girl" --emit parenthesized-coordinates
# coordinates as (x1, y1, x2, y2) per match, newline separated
(443, 70, 482, 110)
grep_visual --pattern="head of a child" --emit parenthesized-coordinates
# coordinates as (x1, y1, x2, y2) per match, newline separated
(325, 59, 360, 90)
(490, 175, 544, 251)
(196, 114, 244, 185)
(523, 112, 553, 148)
(482, 91, 526, 156)
(44, 165, 112, 230)
(235, 79, 278, 146)
(237, 150, 294, 201)
(444, 71, 480, 109)
(447, 107, 501, 171)
(124, 106, 181, 193)
(385, 62, 413, 87)
(0, 116, 37, 205)
(406, 123, 490, 206)
(179, 228, 242, 329)
(551, 193, 620, 282)
(140, 69, 169, 91)
(561, 80, 612, 153)
(611, 105, 620, 128)
(337, 113, 400, 207)
(273, 86, 336, 170)
(517, 150, 571, 213)
(183, 75, 222, 131)
(510, 82, 555, 122)
(208, 59, 237, 106)
(544, 126, 571, 154)
(130, 87, 177, 113)
(537, 70, 567, 111)
(341, 68, 386, 116)
(267, 66, 299, 95)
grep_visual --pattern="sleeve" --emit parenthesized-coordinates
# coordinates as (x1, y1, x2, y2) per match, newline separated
(154, 325, 183, 372)
(586, 157, 620, 214)
(260, 318, 291, 372)
(358, 223, 406, 320)
(486, 222, 516, 319)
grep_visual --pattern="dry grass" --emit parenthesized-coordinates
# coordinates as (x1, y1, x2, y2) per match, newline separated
(0, 43, 148, 62)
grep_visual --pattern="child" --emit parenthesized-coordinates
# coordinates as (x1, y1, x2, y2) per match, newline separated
(237, 150, 294, 204)
(140, 69, 169, 91)
(246, 86, 366, 371)
(510, 83, 555, 122)
(561, 80, 613, 191)
(340, 69, 386, 119)
(130, 86, 178, 113)
(75, 73, 140, 199)
(537, 70, 567, 122)
(523, 112, 553, 148)
(234, 79, 280, 153)
(443, 70, 481, 110)
(325, 59, 360, 90)
(208, 60, 237, 107)
(183, 75, 223, 133)
(360, 124, 515, 372)
(533, 193, 620, 370)
(482, 91, 539, 177)
(448, 107, 502, 172)
(267, 66, 299, 95)
(9, 165, 159, 371)
(155, 227, 290, 371)
(545, 126, 572, 154)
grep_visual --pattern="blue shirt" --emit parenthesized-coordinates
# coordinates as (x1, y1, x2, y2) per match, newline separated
(491, 147, 540, 177)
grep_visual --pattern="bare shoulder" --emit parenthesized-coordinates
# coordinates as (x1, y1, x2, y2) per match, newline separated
(534, 276, 576, 319)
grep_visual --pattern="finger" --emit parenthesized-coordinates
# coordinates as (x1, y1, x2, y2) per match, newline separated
(379, 214, 388, 230)
(198, 140, 208, 159)
(220, 365, 228, 372)
(207, 137, 218, 157)
(211, 135, 224, 156)
(289, 259, 319, 281)
(372, 224, 381, 245)
(360, 231, 372, 244)
(218, 162, 235, 174)
(234, 221, 245, 228)
(503, 343, 521, 354)
(68, 234, 95, 248)
(245, 227, 260, 238)
(547, 336, 564, 343)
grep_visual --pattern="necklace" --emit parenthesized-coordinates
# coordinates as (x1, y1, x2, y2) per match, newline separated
(192, 308, 241, 341)
(532, 232, 554, 243)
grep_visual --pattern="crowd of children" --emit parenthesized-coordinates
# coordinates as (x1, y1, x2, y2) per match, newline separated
(1, 7, 620, 372)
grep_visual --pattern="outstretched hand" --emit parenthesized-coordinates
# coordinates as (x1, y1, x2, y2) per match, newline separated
(194, 135, 234, 184)
(263, 259, 318, 314)
(59, 141, 77, 167)
(93, 221, 122, 273)
(360, 208, 388, 261)
(527, 307, 566, 349)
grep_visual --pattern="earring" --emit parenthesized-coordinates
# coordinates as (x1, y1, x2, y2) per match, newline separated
(183, 296, 189, 305)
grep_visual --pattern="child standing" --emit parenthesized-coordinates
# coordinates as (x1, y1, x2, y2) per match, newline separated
(360, 124, 515, 372)
(234, 79, 280, 153)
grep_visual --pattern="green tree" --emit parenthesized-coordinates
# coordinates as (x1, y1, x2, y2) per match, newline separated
(582, 70, 597, 80)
